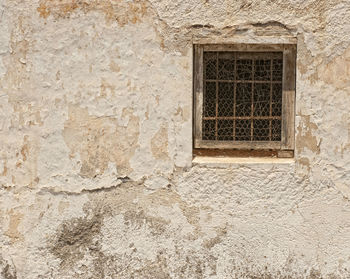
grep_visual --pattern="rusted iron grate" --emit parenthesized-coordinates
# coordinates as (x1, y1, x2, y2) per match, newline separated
(202, 51, 283, 142)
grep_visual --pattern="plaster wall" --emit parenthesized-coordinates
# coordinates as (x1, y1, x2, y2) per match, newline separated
(1, 0, 350, 278)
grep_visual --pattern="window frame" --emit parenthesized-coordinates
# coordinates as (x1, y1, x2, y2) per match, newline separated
(193, 43, 296, 153)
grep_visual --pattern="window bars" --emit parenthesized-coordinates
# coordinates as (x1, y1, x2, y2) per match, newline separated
(194, 44, 296, 152)
(202, 51, 283, 142)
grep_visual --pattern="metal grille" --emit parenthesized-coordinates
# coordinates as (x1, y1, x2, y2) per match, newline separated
(202, 51, 283, 142)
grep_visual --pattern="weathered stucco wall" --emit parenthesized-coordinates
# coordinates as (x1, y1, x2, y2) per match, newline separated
(1, 0, 350, 278)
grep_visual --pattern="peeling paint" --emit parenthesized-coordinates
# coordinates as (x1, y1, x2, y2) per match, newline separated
(296, 115, 321, 155)
(1, 0, 350, 278)
(4, 209, 24, 243)
(318, 46, 350, 90)
(37, 0, 149, 26)
(151, 123, 169, 160)
(62, 105, 139, 178)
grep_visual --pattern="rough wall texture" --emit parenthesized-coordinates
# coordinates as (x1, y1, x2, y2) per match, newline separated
(1, 0, 350, 278)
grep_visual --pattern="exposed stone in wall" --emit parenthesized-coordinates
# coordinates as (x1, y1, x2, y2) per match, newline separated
(1, 0, 350, 278)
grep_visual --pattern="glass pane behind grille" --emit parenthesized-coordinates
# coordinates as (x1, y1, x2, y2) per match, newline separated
(202, 51, 283, 142)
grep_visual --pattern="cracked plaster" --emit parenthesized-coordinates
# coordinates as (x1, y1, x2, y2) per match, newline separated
(1, 0, 350, 278)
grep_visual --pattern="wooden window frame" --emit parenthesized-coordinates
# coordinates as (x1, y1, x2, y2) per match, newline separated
(193, 44, 296, 156)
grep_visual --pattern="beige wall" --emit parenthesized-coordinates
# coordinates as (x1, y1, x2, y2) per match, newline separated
(1, 0, 350, 278)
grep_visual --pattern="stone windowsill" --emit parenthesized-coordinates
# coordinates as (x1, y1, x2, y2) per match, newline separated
(192, 156, 295, 167)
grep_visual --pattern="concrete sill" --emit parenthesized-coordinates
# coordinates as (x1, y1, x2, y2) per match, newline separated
(192, 156, 295, 167)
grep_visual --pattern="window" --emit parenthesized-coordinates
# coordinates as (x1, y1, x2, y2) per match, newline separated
(193, 44, 296, 158)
